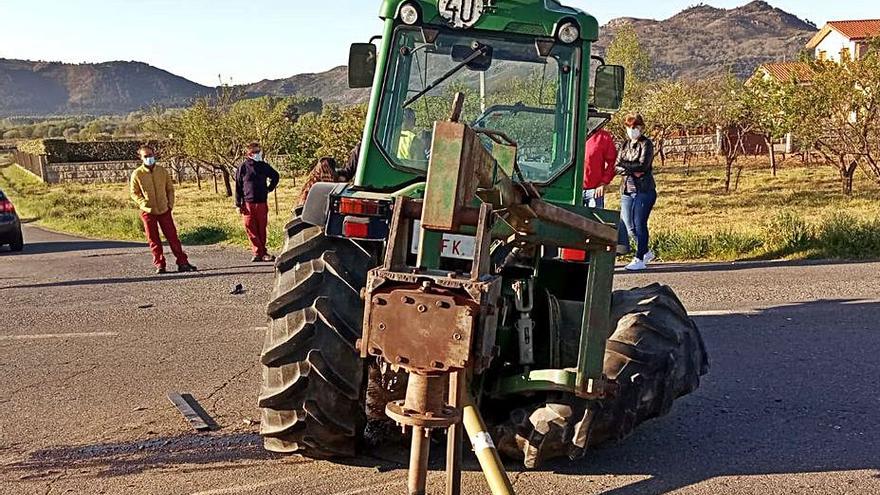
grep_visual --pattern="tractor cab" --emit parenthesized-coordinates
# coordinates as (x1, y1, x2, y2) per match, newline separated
(347, 0, 624, 204)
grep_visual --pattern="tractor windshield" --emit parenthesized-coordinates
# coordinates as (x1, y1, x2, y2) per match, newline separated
(375, 27, 580, 183)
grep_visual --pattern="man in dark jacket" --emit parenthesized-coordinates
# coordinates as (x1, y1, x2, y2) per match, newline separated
(235, 142, 280, 262)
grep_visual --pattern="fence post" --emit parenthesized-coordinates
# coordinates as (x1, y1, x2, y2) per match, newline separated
(39, 155, 48, 182)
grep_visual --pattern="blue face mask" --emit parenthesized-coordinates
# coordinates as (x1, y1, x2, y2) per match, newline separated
(143, 157, 157, 166)
(251, 153, 263, 162)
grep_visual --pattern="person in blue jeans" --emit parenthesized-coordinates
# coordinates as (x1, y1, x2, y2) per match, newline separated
(616, 114, 657, 271)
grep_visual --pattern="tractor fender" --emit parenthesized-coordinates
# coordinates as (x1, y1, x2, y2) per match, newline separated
(301, 182, 348, 228)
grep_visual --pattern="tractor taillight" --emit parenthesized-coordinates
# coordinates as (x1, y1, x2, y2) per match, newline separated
(342, 216, 370, 238)
(339, 197, 381, 216)
(0, 200, 14, 214)
(560, 248, 587, 262)
(327, 195, 390, 241)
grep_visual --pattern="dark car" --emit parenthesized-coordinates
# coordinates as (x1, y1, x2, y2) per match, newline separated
(0, 189, 23, 252)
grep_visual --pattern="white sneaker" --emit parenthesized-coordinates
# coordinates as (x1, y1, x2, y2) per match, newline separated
(643, 251, 656, 264)
(625, 258, 648, 271)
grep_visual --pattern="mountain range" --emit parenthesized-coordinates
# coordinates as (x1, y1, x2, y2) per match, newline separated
(0, 1, 817, 117)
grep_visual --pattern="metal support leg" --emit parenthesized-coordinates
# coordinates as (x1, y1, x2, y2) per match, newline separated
(409, 426, 431, 495)
(576, 250, 616, 396)
(445, 372, 464, 495)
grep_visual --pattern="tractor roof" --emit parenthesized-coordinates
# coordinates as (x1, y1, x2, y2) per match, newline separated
(378, 0, 600, 42)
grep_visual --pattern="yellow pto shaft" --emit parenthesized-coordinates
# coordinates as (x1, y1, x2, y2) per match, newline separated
(462, 397, 515, 495)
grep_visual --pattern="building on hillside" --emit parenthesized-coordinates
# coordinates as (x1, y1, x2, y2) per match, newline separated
(756, 19, 880, 84)
(806, 19, 880, 62)
(748, 19, 880, 155)
(753, 61, 815, 84)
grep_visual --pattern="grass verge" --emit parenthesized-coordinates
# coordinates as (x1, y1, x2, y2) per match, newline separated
(607, 158, 880, 261)
(2, 158, 879, 261)
(0, 164, 302, 251)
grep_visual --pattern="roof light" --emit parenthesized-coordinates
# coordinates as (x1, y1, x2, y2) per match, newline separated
(400, 3, 420, 25)
(557, 22, 580, 44)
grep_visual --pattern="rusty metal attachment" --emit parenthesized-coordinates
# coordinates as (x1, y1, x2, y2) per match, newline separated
(359, 97, 619, 494)
(386, 374, 461, 429)
(385, 374, 461, 495)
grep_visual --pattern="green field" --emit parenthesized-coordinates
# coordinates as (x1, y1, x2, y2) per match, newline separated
(609, 158, 880, 260)
(0, 164, 299, 251)
(2, 158, 879, 261)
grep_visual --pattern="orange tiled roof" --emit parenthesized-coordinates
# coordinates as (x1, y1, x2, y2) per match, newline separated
(758, 62, 815, 83)
(807, 20, 880, 49)
(827, 20, 880, 40)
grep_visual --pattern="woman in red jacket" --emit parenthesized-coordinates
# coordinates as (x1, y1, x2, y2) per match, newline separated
(583, 123, 618, 209)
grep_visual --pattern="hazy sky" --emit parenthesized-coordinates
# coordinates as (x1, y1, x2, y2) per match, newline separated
(1, 0, 878, 86)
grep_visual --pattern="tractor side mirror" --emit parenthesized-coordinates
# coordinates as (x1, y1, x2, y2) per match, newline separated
(593, 64, 625, 112)
(348, 43, 377, 89)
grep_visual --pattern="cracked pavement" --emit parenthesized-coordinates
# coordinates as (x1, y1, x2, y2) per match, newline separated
(1, 225, 879, 495)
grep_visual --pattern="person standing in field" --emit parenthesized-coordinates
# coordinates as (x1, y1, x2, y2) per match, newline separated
(583, 122, 618, 209)
(129, 144, 197, 274)
(616, 114, 657, 272)
(235, 142, 280, 263)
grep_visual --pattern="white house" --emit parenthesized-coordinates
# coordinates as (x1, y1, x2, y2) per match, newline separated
(806, 20, 880, 62)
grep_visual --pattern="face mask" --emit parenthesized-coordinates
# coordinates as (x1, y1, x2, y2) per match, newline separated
(627, 128, 642, 141)
(251, 153, 263, 162)
(143, 157, 156, 166)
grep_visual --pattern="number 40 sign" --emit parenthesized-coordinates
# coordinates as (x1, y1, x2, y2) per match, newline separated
(438, 0, 485, 28)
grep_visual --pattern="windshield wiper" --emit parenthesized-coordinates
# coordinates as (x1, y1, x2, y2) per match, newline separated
(403, 44, 490, 108)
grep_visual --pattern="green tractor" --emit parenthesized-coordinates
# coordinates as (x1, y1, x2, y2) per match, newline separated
(258, 1, 708, 493)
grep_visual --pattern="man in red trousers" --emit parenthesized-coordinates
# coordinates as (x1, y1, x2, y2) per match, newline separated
(235, 142, 280, 262)
(129, 145, 197, 274)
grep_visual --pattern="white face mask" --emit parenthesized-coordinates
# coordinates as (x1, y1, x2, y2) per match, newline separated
(251, 153, 263, 162)
(627, 127, 642, 141)
(143, 157, 157, 166)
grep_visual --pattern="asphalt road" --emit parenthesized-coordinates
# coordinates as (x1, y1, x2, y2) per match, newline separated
(1, 225, 879, 495)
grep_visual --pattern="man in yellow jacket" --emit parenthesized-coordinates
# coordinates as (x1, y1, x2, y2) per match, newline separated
(130, 145, 197, 274)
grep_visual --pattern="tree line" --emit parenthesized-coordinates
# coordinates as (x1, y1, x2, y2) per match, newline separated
(140, 88, 364, 196)
(606, 24, 880, 195)
(7, 28, 878, 198)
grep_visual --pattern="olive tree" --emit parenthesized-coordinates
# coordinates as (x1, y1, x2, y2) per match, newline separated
(147, 90, 306, 196)
(604, 23, 653, 135)
(287, 104, 367, 174)
(793, 46, 880, 194)
(702, 75, 756, 192)
(744, 76, 799, 177)
(605, 23, 652, 106)
(640, 80, 708, 167)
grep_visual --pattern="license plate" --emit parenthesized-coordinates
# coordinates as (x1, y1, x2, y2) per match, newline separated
(410, 221, 476, 260)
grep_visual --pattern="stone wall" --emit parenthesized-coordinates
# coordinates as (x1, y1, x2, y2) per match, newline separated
(41, 161, 197, 184)
(42, 160, 140, 184)
(663, 133, 720, 156)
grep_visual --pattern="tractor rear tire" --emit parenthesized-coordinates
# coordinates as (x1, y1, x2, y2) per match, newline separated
(258, 217, 371, 459)
(498, 283, 709, 467)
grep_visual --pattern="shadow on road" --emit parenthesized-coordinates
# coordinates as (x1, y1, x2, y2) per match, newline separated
(536, 299, 880, 493)
(0, 268, 272, 291)
(4, 433, 281, 479)
(4, 300, 879, 491)
(616, 258, 879, 275)
(0, 239, 144, 256)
